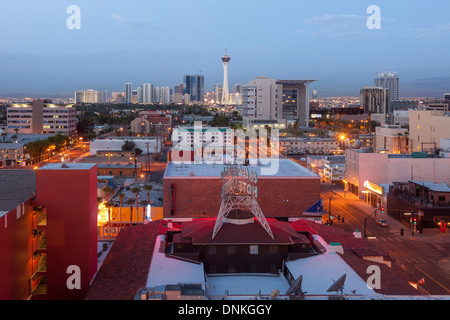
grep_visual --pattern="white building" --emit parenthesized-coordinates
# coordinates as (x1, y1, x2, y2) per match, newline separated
(125, 83, 133, 104)
(242, 77, 316, 129)
(75, 89, 108, 103)
(345, 149, 450, 207)
(142, 83, 153, 104)
(90, 137, 162, 156)
(7, 100, 76, 135)
(160, 87, 171, 104)
(409, 110, 450, 151)
(374, 125, 409, 154)
(374, 72, 399, 102)
(392, 110, 410, 127)
(279, 137, 339, 154)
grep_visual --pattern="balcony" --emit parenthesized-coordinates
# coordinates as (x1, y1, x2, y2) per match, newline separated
(31, 274, 47, 296)
(33, 206, 47, 230)
(32, 253, 47, 276)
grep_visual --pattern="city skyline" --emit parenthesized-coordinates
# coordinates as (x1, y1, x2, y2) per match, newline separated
(0, 1, 450, 97)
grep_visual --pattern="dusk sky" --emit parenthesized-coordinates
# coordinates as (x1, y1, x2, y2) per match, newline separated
(1, 0, 450, 97)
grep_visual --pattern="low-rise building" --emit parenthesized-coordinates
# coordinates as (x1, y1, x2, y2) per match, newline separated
(345, 149, 450, 208)
(280, 137, 339, 154)
(374, 125, 409, 154)
(409, 110, 450, 152)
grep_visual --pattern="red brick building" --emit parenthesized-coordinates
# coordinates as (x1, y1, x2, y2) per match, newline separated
(163, 159, 321, 220)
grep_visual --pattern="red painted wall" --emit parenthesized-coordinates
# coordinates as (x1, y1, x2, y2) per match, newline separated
(0, 200, 34, 300)
(35, 165, 98, 300)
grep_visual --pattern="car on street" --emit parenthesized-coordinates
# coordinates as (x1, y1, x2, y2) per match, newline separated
(375, 219, 388, 227)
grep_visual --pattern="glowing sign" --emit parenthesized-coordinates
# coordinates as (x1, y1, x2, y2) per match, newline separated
(363, 180, 383, 195)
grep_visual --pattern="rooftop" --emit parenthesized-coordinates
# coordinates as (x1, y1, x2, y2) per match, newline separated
(164, 158, 318, 178)
(38, 162, 97, 170)
(410, 181, 450, 192)
(0, 169, 36, 212)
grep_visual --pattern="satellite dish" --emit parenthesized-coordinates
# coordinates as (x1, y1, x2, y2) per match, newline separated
(285, 275, 304, 295)
(327, 274, 346, 294)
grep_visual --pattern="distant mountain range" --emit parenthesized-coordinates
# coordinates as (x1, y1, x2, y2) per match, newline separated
(400, 77, 450, 98)
(0, 92, 73, 100)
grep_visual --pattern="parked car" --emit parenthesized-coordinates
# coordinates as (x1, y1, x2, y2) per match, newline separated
(375, 219, 388, 227)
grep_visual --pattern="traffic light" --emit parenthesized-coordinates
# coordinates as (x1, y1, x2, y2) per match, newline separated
(413, 218, 417, 225)
(381, 207, 384, 214)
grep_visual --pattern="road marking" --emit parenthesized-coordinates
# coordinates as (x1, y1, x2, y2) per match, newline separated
(415, 265, 450, 294)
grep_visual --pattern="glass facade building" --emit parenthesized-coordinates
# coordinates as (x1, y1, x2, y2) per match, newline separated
(183, 75, 204, 103)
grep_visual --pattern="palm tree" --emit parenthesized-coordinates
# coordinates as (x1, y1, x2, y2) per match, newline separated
(104, 201, 113, 239)
(140, 200, 149, 221)
(1, 131, 7, 143)
(125, 197, 135, 225)
(103, 186, 115, 202)
(118, 192, 125, 226)
(143, 184, 153, 203)
(131, 186, 142, 223)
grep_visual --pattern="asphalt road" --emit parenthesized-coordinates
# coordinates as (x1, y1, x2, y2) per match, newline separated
(321, 181, 450, 296)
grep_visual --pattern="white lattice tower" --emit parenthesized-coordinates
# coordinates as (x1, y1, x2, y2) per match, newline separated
(212, 194, 274, 240)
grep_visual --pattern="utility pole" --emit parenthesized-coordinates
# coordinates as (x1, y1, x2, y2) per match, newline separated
(146, 142, 150, 182)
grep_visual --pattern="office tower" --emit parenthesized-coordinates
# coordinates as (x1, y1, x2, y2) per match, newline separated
(183, 75, 204, 103)
(142, 83, 153, 104)
(7, 100, 76, 135)
(125, 83, 133, 104)
(445, 93, 450, 101)
(242, 77, 316, 129)
(277, 80, 316, 126)
(74, 89, 108, 104)
(221, 50, 231, 105)
(360, 87, 389, 114)
(374, 72, 399, 102)
(233, 83, 241, 94)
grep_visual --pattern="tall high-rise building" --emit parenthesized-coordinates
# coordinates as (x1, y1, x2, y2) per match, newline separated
(183, 75, 204, 103)
(214, 84, 223, 104)
(221, 50, 231, 105)
(137, 87, 143, 103)
(160, 87, 171, 104)
(445, 93, 450, 102)
(360, 86, 389, 114)
(74, 89, 108, 104)
(142, 83, 153, 104)
(125, 83, 133, 104)
(153, 87, 160, 103)
(241, 77, 315, 128)
(374, 72, 399, 102)
(233, 83, 241, 94)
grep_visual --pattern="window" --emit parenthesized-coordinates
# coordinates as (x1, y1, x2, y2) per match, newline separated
(249, 245, 258, 255)
(208, 245, 217, 255)
(227, 245, 236, 255)
(269, 245, 278, 255)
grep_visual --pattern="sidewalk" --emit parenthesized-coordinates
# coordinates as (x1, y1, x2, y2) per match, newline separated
(331, 187, 450, 244)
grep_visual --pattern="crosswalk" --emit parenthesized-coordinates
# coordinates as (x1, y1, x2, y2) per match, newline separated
(368, 236, 446, 265)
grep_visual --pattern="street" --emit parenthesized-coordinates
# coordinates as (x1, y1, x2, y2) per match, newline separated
(321, 181, 450, 295)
